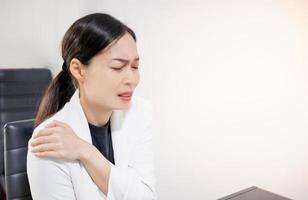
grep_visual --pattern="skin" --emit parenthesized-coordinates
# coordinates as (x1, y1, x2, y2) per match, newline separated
(30, 32, 140, 195)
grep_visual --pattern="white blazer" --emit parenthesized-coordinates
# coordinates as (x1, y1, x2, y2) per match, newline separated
(27, 89, 156, 200)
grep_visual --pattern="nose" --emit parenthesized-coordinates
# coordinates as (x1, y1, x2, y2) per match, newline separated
(122, 67, 139, 86)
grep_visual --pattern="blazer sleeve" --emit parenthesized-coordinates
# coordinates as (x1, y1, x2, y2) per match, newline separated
(27, 127, 77, 200)
(107, 102, 156, 200)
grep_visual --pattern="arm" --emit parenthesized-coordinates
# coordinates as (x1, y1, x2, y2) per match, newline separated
(78, 117, 156, 200)
(27, 141, 77, 200)
(31, 104, 155, 199)
(78, 143, 111, 195)
(107, 121, 156, 200)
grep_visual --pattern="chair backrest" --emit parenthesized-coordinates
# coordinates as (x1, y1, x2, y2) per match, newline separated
(0, 68, 51, 197)
(4, 119, 34, 200)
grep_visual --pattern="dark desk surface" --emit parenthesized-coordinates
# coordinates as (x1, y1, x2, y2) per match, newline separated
(218, 186, 292, 200)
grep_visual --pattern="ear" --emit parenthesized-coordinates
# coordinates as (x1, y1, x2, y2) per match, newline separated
(69, 58, 86, 84)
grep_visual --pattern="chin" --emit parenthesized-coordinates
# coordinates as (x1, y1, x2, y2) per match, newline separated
(114, 102, 131, 110)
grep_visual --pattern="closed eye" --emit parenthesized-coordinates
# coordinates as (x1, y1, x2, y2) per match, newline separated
(112, 67, 123, 71)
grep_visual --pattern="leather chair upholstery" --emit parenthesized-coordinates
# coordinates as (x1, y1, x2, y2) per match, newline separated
(0, 68, 51, 198)
(4, 119, 34, 200)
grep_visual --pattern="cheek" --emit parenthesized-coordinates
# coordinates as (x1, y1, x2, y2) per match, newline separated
(84, 74, 111, 98)
(85, 75, 101, 90)
(98, 75, 121, 96)
(85, 79, 116, 104)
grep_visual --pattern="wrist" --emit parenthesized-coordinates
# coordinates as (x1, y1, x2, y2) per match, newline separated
(78, 140, 95, 161)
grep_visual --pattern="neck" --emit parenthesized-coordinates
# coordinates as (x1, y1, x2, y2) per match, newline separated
(79, 95, 112, 127)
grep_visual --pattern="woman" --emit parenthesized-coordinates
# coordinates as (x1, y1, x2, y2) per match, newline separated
(27, 13, 155, 200)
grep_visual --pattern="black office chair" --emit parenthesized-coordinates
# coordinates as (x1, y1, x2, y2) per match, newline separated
(4, 119, 34, 200)
(0, 68, 52, 198)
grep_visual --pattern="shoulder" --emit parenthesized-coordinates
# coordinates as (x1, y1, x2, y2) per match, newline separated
(27, 109, 75, 192)
(28, 105, 69, 162)
(33, 103, 69, 135)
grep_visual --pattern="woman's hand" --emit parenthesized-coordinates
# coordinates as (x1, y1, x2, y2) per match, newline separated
(31, 120, 90, 161)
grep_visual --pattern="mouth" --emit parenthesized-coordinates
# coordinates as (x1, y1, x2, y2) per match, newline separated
(118, 92, 133, 102)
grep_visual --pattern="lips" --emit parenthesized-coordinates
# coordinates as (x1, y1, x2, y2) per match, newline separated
(118, 92, 132, 97)
(118, 92, 133, 101)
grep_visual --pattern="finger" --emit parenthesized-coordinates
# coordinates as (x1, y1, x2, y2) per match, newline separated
(51, 120, 68, 128)
(34, 151, 59, 159)
(31, 136, 56, 147)
(44, 121, 58, 128)
(33, 127, 60, 139)
(31, 143, 58, 153)
(32, 129, 52, 139)
(44, 120, 65, 129)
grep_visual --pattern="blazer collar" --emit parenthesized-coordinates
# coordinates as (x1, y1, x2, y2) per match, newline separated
(64, 89, 128, 167)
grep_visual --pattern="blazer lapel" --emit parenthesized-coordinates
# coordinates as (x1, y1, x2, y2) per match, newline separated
(64, 90, 105, 199)
(68, 90, 129, 168)
(110, 110, 128, 168)
(67, 90, 92, 143)
(63, 89, 129, 199)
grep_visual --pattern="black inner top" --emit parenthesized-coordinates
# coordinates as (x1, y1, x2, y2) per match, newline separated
(88, 120, 115, 164)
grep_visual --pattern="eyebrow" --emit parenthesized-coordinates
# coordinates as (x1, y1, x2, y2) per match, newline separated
(112, 57, 139, 63)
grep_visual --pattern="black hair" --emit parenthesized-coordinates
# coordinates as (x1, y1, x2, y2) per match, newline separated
(35, 13, 136, 127)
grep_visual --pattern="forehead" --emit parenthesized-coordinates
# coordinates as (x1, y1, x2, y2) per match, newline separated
(106, 33, 138, 59)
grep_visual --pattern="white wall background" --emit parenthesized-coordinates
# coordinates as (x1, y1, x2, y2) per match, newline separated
(1, 0, 307, 199)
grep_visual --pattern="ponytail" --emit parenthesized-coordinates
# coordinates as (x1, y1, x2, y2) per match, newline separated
(34, 63, 76, 127)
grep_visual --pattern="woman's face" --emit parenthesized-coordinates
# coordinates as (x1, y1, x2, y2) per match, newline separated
(78, 32, 140, 111)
